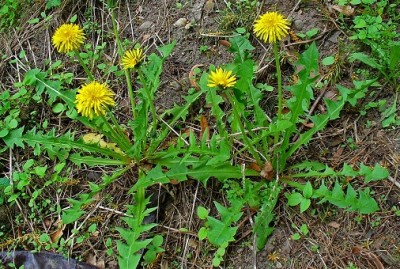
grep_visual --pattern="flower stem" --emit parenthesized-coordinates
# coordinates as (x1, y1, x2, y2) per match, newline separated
(138, 69, 158, 133)
(108, 111, 132, 148)
(273, 42, 283, 166)
(226, 90, 262, 165)
(74, 50, 94, 81)
(135, 169, 146, 226)
(109, 6, 136, 119)
(100, 114, 131, 152)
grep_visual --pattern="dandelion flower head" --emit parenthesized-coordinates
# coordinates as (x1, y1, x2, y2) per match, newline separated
(253, 11, 290, 43)
(121, 48, 145, 69)
(75, 81, 115, 119)
(52, 23, 85, 53)
(207, 68, 237, 89)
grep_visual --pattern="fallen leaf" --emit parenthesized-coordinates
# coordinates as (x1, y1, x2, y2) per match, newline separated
(329, 5, 355, 16)
(332, 146, 344, 160)
(260, 161, 274, 180)
(82, 133, 103, 144)
(219, 39, 231, 48)
(82, 133, 124, 155)
(199, 115, 209, 140)
(302, 122, 314, 128)
(189, 64, 204, 90)
(50, 224, 65, 243)
(327, 221, 340, 229)
(44, 218, 52, 228)
(249, 162, 261, 172)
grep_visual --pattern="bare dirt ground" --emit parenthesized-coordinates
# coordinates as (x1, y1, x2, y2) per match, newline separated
(1, 0, 399, 268)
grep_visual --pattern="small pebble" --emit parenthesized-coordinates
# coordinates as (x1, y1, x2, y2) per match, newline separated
(173, 18, 188, 27)
(328, 30, 341, 43)
(293, 19, 304, 31)
(138, 21, 153, 31)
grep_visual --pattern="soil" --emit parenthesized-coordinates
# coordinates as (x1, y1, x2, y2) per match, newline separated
(0, 0, 399, 269)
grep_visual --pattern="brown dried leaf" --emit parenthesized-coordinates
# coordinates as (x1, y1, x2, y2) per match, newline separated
(260, 161, 274, 180)
(199, 115, 209, 140)
(249, 162, 261, 172)
(44, 218, 52, 228)
(327, 221, 340, 229)
(189, 64, 204, 90)
(332, 146, 344, 160)
(219, 39, 231, 48)
(330, 5, 355, 16)
(50, 225, 65, 243)
(302, 122, 314, 128)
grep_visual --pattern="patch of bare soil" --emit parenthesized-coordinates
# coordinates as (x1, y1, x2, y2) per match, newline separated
(1, 0, 399, 268)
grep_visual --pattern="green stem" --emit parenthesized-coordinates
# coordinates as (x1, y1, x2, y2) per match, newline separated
(74, 50, 94, 81)
(138, 69, 158, 133)
(135, 169, 146, 226)
(125, 70, 136, 119)
(226, 90, 262, 165)
(108, 111, 132, 148)
(110, 6, 136, 118)
(100, 114, 130, 152)
(273, 42, 283, 170)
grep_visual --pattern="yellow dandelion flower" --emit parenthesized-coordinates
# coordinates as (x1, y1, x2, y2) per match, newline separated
(75, 81, 115, 119)
(253, 11, 290, 43)
(207, 68, 237, 89)
(121, 48, 145, 69)
(52, 23, 85, 53)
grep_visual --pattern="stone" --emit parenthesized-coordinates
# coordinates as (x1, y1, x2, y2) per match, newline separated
(173, 18, 188, 27)
(293, 19, 304, 31)
(138, 21, 154, 31)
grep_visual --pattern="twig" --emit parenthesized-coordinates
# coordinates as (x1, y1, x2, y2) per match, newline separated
(159, 225, 198, 237)
(244, 188, 257, 269)
(234, 138, 268, 162)
(284, 27, 330, 47)
(181, 181, 200, 269)
(230, 126, 270, 137)
(98, 205, 133, 217)
(288, 0, 302, 19)
(292, 76, 329, 142)
(126, 0, 135, 40)
(199, 32, 240, 38)
(158, 116, 190, 146)
(387, 175, 400, 190)
(65, 202, 101, 245)
(9, 148, 12, 190)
